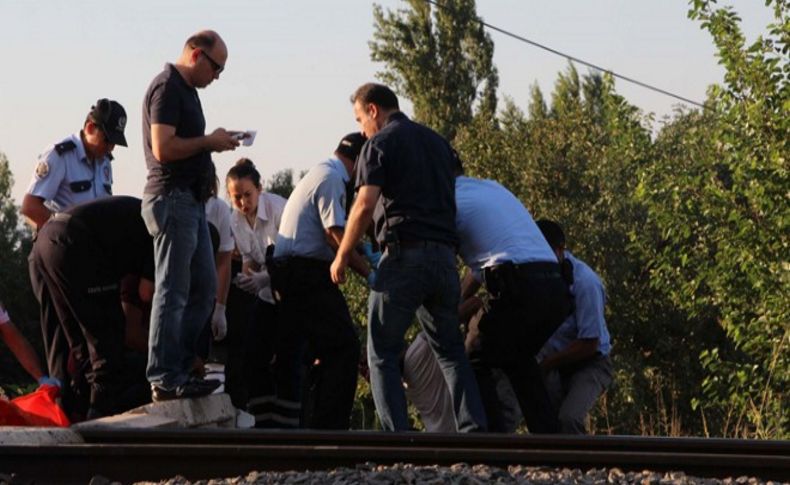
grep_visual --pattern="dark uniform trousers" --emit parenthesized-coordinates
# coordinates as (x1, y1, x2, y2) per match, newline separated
(269, 256, 360, 430)
(29, 217, 127, 416)
(467, 261, 572, 433)
(244, 296, 294, 428)
(219, 257, 257, 409)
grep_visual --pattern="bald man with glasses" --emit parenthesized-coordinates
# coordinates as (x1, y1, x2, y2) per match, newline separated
(141, 30, 240, 402)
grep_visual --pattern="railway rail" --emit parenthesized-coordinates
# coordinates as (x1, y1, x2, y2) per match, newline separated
(2, 429, 788, 483)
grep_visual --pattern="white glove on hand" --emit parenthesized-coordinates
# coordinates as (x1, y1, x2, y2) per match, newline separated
(235, 273, 257, 294)
(211, 302, 227, 341)
(235, 270, 271, 295)
(250, 270, 270, 290)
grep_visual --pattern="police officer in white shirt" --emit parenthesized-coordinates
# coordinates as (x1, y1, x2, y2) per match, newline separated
(454, 160, 572, 433)
(21, 98, 127, 229)
(536, 219, 613, 434)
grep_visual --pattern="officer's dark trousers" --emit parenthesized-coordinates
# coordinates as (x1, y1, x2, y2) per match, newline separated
(29, 263, 89, 419)
(244, 297, 301, 428)
(469, 262, 572, 434)
(221, 258, 257, 409)
(270, 257, 360, 430)
(29, 218, 126, 416)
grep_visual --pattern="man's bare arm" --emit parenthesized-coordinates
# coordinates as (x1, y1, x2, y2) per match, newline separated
(20, 194, 52, 229)
(540, 338, 599, 372)
(0, 321, 45, 381)
(215, 251, 232, 305)
(326, 227, 370, 278)
(151, 124, 239, 162)
(330, 185, 381, 283)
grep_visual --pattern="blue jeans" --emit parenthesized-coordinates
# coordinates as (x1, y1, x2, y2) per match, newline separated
(367, 245, 487, 432)
(141, 189, 216, 390)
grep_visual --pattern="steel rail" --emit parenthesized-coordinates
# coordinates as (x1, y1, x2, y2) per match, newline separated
(78, 428, 790, 455)
(1, 430, 788, 483)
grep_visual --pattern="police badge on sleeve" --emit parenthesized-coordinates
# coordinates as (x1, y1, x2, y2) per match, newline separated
(35, 161, 50, 179)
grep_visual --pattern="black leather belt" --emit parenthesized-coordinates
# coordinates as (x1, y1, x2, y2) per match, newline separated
(485, 261, 561, 277)
(483, 261, 562, 296)
(271, 255, 329, 270)
(393, 239, 454, 250)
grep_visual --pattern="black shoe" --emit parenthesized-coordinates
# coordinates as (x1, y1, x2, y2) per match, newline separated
(151, 378, 221, 402)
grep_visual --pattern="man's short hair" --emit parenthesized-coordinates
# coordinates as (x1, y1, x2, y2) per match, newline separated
(536, 219, 565, 250)
(351, 83, 399, 110)
(185, 31, 217, 51)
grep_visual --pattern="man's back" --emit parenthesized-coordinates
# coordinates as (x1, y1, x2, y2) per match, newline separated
(455, 176, 556, 272)
(358, 112, 457, 246)
(66, 196, 152, 278)
(275, 158, 348, 262)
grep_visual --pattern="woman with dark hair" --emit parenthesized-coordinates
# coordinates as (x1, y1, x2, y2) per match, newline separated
(226, 158, 290, 427)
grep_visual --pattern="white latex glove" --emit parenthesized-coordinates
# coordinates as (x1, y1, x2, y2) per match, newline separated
(235, 273, 258, 294)
(235, 270, 270, 295)
(250, 270, 270, 290)
(211, 302, 227, 341)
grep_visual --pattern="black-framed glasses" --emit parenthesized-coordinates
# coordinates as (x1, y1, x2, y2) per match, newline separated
(200, 50, 224, 74)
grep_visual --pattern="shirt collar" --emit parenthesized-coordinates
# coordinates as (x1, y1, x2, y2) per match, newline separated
(71, 133, 89, 163)
(331, 157, 350, 183)
(166, 63, 194, 91)
(383, 111, 407, 128)
(74, 132, 112, 165)
(255, 193, 270, 222)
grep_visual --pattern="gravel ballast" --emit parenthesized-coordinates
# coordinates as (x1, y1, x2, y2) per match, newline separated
(132, 462, 786, 485)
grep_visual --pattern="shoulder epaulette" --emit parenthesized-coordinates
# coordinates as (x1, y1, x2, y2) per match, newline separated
(54, 140, 77, 155)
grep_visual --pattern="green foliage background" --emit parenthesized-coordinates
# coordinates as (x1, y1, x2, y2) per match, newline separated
(348, 0, 788, 437)
(0, 152, 41, 396)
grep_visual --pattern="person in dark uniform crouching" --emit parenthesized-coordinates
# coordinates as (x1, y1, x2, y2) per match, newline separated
(454, 161, 573, 433)
(28, 196, 154, 419)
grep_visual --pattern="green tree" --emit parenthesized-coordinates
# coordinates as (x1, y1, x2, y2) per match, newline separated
(0, 151, 40, 393)
(635, 1, 789, 437)
(265, 169, 298, 199)
(370, 0, 499, 140)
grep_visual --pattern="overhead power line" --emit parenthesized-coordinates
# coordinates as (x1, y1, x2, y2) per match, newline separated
(424, 0, 707, 109)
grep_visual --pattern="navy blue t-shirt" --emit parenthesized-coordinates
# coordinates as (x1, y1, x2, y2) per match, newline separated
(356, 112, 458, 247)
(142, 63, 214, 199)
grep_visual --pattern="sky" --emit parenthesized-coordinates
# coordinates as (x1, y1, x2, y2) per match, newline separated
(0, 1, 775, 205)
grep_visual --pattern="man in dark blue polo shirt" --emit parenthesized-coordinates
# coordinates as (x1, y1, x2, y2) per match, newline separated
(141, 30, 240, 401)
(331, 83, 487, 432)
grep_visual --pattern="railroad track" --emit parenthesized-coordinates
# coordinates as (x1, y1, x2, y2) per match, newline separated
(2, 429, 788, 483)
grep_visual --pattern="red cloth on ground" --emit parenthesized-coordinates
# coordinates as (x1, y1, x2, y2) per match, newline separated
(0, 384, 70, 427)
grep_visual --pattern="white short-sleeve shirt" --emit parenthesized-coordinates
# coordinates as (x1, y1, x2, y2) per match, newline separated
(26, 133, 113, 213)
(205, 196, 234, 253)
(274, 158, 349, 262)
(538, 252, 611, 359)
(455, 176, 557, 280)
(231, 192, 287, 303)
